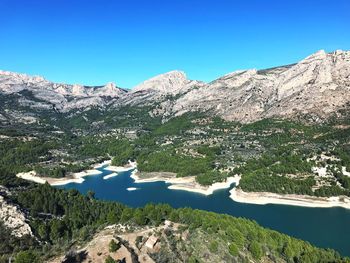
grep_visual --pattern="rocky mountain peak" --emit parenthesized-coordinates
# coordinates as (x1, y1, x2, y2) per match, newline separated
(104, 82, 117, 90)
(132, 70, 188, 94)
(300, 49, 350, 65)
(71, 84, 87, 96)
(94, 82, 125, 97)
(303, 50, 327, 61)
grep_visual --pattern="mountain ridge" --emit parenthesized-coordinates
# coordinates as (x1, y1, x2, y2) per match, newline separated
(1, 49, 349, 123)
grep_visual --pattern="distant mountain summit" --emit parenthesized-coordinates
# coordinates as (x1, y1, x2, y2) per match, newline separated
(132, 70, 188, 94)
(1, 50, 349, 123)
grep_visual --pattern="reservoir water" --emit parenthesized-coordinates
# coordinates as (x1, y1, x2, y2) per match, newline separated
(57, 167, 350, 256)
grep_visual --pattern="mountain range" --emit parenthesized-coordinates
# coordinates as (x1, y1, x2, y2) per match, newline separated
(1, 49, 349, 124)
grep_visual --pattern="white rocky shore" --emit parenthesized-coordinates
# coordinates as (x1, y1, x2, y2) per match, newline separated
(229, 182, 350, 209)
(103, 161, 137, 180)
(230, 188, 350, 209)
(93, 159, 112, 169)
(130, 169, 240, 195)
(104, 161, 137, 173)
(16, 160, 137, 185)
(16, 169, 103, 186)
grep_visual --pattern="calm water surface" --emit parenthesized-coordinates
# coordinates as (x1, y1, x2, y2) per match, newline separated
(57, 167, 350, 256)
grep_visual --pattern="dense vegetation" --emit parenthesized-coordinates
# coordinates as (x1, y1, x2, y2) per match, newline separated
(235, 148, 317, 195)
(223, 118, 348, 196)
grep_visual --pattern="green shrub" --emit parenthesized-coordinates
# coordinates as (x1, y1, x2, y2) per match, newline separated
(229, 243, 239, 256)
(109, 239, 120, 252)
(15, 250, 40, 263)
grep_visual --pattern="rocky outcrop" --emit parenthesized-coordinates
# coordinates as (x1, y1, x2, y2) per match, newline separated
(0, 194, 32, 237)
(132, 70, 204, 95)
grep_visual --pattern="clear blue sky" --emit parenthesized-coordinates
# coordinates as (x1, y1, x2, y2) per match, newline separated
(1, 0, 349, 88)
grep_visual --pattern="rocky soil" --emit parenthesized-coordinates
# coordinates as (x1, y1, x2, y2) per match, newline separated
(0, 188, 32, 238)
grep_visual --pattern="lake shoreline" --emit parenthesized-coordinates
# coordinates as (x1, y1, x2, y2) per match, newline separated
(130, 170, 240, 196)
(16, 169, 103, 186)
(104, 161, 137, 173)
(229, 188, 350, 209)
(131, 169, 350, 209)
(16, 161, 350, 209)
(16, 160, 136, 186)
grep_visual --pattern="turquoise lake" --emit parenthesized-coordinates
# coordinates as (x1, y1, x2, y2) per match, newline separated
(57, 167, 350, 256)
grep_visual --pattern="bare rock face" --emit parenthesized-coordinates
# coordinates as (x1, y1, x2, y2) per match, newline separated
(133, 70, 188, 95)
(0, 195, 32, 237)
(0, 50, 349, 123)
